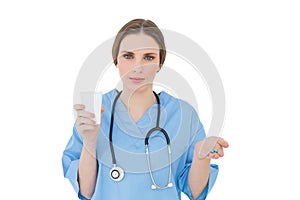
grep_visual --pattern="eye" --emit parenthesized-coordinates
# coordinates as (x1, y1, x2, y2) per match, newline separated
(144, 56, 155, 61)
(123, 54, 133, 59)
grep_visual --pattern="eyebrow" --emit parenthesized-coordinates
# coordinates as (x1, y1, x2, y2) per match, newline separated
(120, 51, 158, 55)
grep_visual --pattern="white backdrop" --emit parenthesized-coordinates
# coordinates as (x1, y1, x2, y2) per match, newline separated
(1, 0, 299, 199)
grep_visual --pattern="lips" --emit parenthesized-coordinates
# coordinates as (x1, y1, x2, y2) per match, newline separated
(129, 77, 145, 83)
(130, 77, 144, 80)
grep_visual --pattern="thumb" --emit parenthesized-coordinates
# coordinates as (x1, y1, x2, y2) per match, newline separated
(198, 136, 219, 159)
(101, 106, 105, 113)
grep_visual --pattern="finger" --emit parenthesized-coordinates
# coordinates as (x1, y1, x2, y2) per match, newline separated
(77, 117, 96, 126)
(217, 147, 224, 157)
(213, 153, 220, 159)
(217, 138, 229, 148)
(213, 143, 224, 157)
(206, 142, 222, 158)
(74, 104, 85, 111)
(77, 110, 95, 118)
(101, 106, 105, 114)
(209, 153, 220, 159)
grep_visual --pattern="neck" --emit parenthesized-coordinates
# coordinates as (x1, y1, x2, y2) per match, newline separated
(120, 86, 157, 122)
(120, 87, 155, 108)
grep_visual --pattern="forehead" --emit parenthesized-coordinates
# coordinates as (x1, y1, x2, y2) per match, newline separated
(118, 33, 160, 53)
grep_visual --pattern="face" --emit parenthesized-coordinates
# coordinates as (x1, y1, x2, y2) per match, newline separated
(116, 33, 160, 92)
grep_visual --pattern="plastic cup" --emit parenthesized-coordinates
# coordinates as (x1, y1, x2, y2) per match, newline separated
(80, 91, 103, 124)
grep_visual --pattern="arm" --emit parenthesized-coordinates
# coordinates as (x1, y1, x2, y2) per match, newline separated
(174, 104, 227, 199)
(188, 154, 210, 200)
(188, 138, 229, 200)
(78, 144, 98, 199)
(74, 104, 104, 199)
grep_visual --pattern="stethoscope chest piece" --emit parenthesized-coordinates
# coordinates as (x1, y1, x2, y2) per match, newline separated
(110, 164, 124, 182)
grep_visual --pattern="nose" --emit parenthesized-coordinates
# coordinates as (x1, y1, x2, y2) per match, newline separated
(133, 66, 143, 73)
(132, 58, 144, 73)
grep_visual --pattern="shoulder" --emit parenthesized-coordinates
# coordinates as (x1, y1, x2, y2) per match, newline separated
(102, 89, 119, 100)
(159, 91, 204, 135)
(159, 90, 196, 111)
(102, 89, 119, 106)
(159, 91, 198, 115)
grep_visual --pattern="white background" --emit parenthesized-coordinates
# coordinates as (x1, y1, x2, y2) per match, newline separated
(1, 0, 299, 199)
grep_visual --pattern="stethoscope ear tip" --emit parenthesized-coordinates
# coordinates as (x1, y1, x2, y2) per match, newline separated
(167, 182, 173, 187)
(151, 182, 173, 190)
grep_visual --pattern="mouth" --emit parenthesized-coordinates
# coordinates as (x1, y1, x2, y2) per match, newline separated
(129, 77, 145, 83)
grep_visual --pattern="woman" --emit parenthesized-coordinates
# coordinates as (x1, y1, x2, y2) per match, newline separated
(62, 19, 229, 200)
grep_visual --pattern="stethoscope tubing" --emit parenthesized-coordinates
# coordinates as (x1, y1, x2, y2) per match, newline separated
(108, 90, 173, 189)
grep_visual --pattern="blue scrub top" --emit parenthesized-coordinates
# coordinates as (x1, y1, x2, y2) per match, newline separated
(62, 89, 219, 200)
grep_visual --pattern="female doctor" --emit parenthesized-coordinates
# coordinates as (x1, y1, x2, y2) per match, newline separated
(62, 19, 229, 200)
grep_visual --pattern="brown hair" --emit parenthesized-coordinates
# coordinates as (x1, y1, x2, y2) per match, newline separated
(112, 19, 166, 67)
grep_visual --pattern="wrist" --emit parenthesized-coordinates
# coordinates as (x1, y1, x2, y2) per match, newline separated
(83, 139, 97, 157)
(193, 152, 211, 163)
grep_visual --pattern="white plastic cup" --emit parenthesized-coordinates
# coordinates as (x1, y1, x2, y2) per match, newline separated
(80, 91, 103, 124)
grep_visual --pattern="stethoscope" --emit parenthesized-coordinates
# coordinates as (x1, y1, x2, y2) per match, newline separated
(109, 91, 173, 190)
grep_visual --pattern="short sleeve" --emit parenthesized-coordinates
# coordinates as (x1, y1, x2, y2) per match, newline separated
(177, 108, 219, 200)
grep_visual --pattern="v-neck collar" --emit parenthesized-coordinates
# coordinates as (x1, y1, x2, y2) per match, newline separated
(113, 90, 167, 139)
